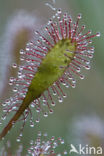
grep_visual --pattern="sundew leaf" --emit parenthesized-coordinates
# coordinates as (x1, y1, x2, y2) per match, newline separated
(0, 9, 100, 140)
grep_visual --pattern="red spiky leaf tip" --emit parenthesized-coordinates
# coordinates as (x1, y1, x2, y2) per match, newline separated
(0, 8, 100, 140)
(28, 131, 68, 156)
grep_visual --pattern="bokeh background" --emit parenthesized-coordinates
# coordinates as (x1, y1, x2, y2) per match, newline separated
(0, 0, 104, 155)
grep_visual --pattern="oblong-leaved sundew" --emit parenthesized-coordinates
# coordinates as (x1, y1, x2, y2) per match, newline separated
(0, 9, 100, 140)
(28, 131, 68, 155)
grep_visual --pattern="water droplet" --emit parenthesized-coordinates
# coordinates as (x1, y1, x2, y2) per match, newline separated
(12, 63, 17, 68)
(68, 76, 72, 80)
(2, 137, 4, 140)
(63, 94, 67, 98)
(53, 141, 58, 148)
(88, 30, 92, 34)
(12, 106, 17, 110)
(77, 13, 82, 19)
(57, 9, 62, 14)
(35, 31, 38, 35)
(88, 54, 93, 58)
(58, 97, 63, 103)
(51, 102, 56, 106)
(36, 118, 40, 123)
(61, 139, 64, 144)
(9, 82, 13, 85)
(88, 40, 92, 44)
(10, 77, 14, 82)
(51, 136, 55, 141)
(2, 102, 6, 107)
(66, 84, 69, 88)
(71, 84, 76, 88)
(30, 140, 34, 145)
(19, 66, 23, 71)
(80, 75, 85, 79)
(19, 133, 23, 137)
(20, 56, 25, 61)
(86, 60, 90, 65)
(52, 15, 55, 19)
(53, 91, 57, 96)
(30, 122, 34, 127)
(44, 112, 48, 117)
(49, 109, 53, 114)
(85, 65, 90, 70)
(16, 137, 21, 142)
(3, 109, 7, 113)
(31, 103, 35, 108)
(82, 25, 86, 29)
(76, 68, 80, 73)
(72, 79, 76, 84)
(96, 32, 100, 37)
(20, 49, 25, 54)
(13, 87, 18, 92)
(36, 108, 40, 113)
(26, 47, 30, 51)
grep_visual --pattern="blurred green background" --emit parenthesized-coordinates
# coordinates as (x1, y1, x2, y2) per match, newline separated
(0, 0, 104, 155)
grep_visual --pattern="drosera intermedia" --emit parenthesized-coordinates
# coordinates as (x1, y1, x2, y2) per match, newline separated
(0, 7, 100, 141)
(28, 131, 68, 156)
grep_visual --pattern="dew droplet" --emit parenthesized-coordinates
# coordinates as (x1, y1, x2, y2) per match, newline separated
(96, 32, 100, 37)
(86, 60, 90, 65)
(77, 13, 82, 19)
(16, 137, 21, 142)
(31, 103, 35, 108)
(85, 65, 90, 70)
(61, 139, 64, 144)
(71, 84, 76, 88)
(53, 91, 57, 96)
(57, 9, 62, 14)
(20, 56, 25, 61)
(51, 102, 56, 106)
(49, 109, 53, 114)
(19, 133, 23, 137)
(13, 87, 18, 92)
(12, 63, 17, 68)
(88, 54, 93, 58)
(58, 97, 63, 103)
(72, 79, 76, 84)
(26, 47, 30, 51)
(2, 102, 6, 107)
(20, 49, 25, 54)
(80, 75, 85, 79)
(44, 112, 48, 117)
(9, 82, 13, 85)
(36, 118, 40, 123)
(63, 94, 67, 98)
(30, 122, 34, 127)
(30, 140, 34, 145)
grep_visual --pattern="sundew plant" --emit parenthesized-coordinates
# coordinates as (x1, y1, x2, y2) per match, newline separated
(0, 132, 69, 155)
(27, 131, 68, 155)
(0, 0, 100, 154)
